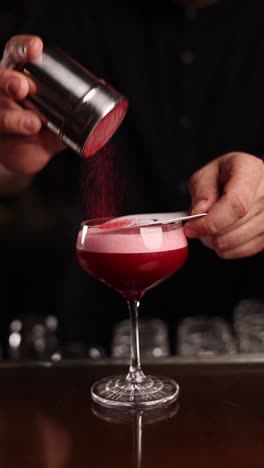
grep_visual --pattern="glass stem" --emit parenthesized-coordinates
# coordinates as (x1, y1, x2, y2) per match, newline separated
(126, 299, 145, 383)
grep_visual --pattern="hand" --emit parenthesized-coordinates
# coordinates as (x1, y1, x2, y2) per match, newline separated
(184, 152, 264, 259)
(0, 35, 64, 179)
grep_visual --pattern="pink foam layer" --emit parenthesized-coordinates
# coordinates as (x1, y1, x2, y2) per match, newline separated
(78, 226, 187, 254)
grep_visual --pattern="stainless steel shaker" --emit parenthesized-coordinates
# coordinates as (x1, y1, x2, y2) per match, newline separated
(19, 46, 128, 157)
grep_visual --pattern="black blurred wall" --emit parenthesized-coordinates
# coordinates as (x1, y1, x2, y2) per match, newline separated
(0, 1, 32, 48)
(0, 2, 85, 357)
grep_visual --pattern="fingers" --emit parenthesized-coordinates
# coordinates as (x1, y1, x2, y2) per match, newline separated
(0, 35, 43, 69)
(186, 153, 264, 238)
(0, 35, 43, 101)
(0, 96, 41, 134)
(0, 109, 42, 135)
(188, 158, 220, 214)
(0, 38, 43, 136)
(0, 128, 63, 175)
(202, 233, 264, 260)
(0, 69, 30, 100)
(200, 209, 264, 258)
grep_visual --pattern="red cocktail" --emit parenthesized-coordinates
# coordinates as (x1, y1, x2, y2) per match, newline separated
(76, 213, 188, 408)
(77, 226, 187, 300)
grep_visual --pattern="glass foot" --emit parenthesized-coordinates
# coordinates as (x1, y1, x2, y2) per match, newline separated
(91, 374, 179, 408)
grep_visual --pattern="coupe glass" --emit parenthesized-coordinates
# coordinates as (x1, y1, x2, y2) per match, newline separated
(76, 213, 188, 408)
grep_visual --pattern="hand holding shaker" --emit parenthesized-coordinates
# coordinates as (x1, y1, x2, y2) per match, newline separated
(18, 46, 128, 157)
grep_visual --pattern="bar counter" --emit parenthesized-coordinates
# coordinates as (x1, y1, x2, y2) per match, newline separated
(0, 356, 264, 467)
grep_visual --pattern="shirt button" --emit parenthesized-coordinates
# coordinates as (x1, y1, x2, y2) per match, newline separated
(179, 115, 192, 129)
(181, 50, 194, 65)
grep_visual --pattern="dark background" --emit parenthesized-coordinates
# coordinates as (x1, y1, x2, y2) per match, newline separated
(0, 2, 87, 359)
(1, 2, 263, 363)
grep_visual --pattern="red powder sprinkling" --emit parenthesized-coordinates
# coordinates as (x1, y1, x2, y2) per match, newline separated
(81, 142, 125, 220)
(83, 99, 128, 158)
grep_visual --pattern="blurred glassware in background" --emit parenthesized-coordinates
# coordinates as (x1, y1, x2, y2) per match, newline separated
(233, 299, 264, 353)
(8, 314, 61, 362)
(62, 341, 105, 360)
(177, 315, 237, 356)
(8, 314, 106, 362)
(8, 304, 264, 362)
(111, 319, 170, 358)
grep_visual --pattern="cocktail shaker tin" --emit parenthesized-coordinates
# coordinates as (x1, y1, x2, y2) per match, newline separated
(20, 47, 128, 157)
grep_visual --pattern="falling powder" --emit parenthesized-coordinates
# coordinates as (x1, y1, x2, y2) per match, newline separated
(81, 142, 125, 220)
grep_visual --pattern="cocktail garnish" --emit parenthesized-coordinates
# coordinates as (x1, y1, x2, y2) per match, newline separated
(99, 218, 134, 229)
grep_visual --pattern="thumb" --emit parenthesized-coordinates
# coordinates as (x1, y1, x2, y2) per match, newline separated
(189, 159, 220, 214)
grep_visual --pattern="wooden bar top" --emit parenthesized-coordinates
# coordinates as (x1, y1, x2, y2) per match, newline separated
(0, 359, 263, 467)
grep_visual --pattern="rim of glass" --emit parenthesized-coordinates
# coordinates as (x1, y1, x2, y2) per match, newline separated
(79, 216, 184, 231)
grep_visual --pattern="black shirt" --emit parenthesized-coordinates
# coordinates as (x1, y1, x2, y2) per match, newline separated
(11, 0, 264, 348)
